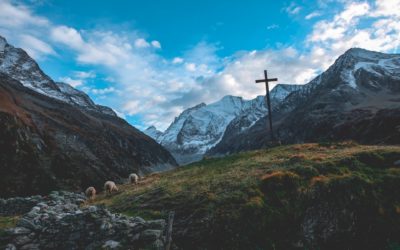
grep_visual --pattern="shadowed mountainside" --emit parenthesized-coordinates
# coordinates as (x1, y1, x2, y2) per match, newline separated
(0, 73, 177, 197)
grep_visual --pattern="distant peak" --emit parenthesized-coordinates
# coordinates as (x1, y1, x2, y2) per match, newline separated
(0, 35, 6, 43)
(221, 95, 242, 101)
(345, 47, 368, 53)
(342, 47, 396, 60)
(146, 125, 157, 130)
(344, 48, 373, 56)
(190, 102, 207, 110)
(0, 35, 7, 51)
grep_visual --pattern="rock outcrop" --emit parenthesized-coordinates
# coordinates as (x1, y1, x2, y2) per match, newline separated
(0, 192, 167, 249)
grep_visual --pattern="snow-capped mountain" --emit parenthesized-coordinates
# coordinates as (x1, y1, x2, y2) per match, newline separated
(144, 125, 163, 140)
(0, 35, 177, 197)
(207, 48, 400, 156)
(0, 36, 115, 116)
(148, 84, 301, 165)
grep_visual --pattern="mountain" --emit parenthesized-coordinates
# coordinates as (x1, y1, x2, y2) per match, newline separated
(148, 85, 301, 165)
(144, 125, 163, 140)
(0, 36, 115, 116)
(0, 36, 177, 197)
(207, 48, 400, 156)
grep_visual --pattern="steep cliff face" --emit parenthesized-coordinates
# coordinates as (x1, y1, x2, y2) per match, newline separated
(0, 37, 177, 197)
(207, 48, 400, 156)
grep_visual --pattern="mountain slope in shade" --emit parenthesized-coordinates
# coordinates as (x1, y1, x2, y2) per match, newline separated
(0, 37, 177, 197)
(207, 48, 400, 156)
(149, 84, 301, 165)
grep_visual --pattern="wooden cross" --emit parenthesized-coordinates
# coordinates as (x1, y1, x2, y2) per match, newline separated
(255, 70, 278, 141)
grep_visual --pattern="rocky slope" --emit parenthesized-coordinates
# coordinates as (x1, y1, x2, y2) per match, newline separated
(0, 36, 177, 198)
(207, 48, 400, 156)
(0, 191, 168, 249)
(147, 84, 301, 165)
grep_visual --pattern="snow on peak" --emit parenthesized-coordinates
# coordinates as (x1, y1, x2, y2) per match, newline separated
(0, 35, 116, 117)
(270, 84, 303, 101)
(157, 95, 258, 161)
(144, 126, 162, 140)
(329, 48, 400, 89)
(344, 48, 393, 61)
(155, 84, 303, 165)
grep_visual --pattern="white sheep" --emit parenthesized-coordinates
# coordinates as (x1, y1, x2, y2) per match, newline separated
(85, 186, 96, 200)
(128, 173, 139, 185)
(104, 181, 119, 195)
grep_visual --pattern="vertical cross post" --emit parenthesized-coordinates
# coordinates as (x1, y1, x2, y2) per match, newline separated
(255, 70, 278, 141)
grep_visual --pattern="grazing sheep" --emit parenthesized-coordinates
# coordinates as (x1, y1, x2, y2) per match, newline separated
(104, 181, 118, 195)
(85, 187, 96, 200)
(129, 173, 139, 185)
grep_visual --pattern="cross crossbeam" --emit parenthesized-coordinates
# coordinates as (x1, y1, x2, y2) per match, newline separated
(255, 70, 278, 141)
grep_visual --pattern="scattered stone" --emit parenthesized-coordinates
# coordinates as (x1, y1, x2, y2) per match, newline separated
(88, 205, 97, 213)
(14, 235, 31, 246)
(0, 196, 43, 216)
(147, 219, 167, 230)
(20, 243, 40, 250)
(4, 244, 16, 250)
(140, 229, 162, 241)
(0, 191, 167, 249)
(102, 240, 121, 249)
(5, 227, 31, 236)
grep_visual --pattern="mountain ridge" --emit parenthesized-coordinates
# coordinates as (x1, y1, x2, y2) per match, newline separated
(0, 36, 116, 116)
(0, 35, 177, 197)
(207, 48, 400, 156)
(146, 84, 302, 165)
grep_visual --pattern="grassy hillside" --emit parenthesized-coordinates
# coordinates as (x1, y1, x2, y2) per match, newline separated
(92, 142, 400, 250)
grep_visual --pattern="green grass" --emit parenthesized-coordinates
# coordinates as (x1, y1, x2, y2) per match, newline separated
(0, 216, 19, 230)
(92, 142, 400, 249)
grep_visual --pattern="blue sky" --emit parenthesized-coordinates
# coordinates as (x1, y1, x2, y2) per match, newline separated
(0, 0, 399, 130)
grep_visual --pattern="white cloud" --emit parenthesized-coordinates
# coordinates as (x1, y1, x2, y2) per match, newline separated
(305, 12, 322, 20)
(0, 0, 48, 28)
(104, 76, 116, 82)
(51, 25, 84, 49)
(59, 77, 84, 87)
(373, 0, 400, 17)
(285, 2, 302, 15)
(151, 40, 161, 49)
(309, 2, 370, 42)
(172, 57, 184, 64)
(74, 71, 96, 79)
(185, 63, 196, 72)
(19, 34, 55, 58)
(267, 24, 279, 30)
(308, 0, 400, 58)
(90, 87, 116, 95)
(134, 38, 150, 48)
